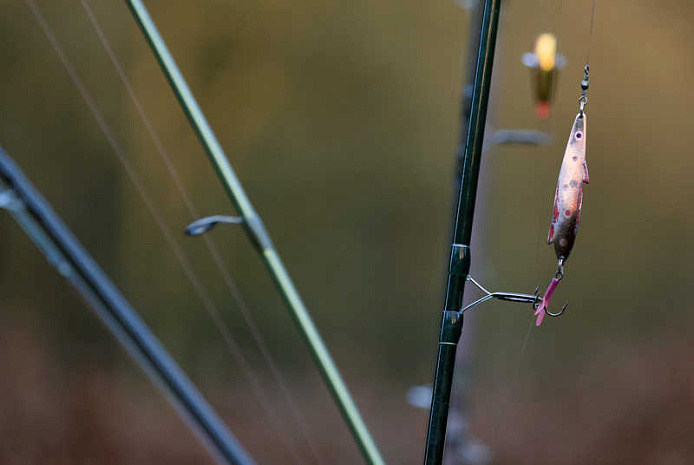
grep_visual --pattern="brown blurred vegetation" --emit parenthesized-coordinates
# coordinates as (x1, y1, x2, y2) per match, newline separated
(472, 338, 694, 465)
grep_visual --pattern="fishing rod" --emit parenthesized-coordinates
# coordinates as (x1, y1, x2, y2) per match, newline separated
(425, 0, 597, 460)
(124, 1, 384, 464)
(0, 147, 254, 465)
(424, 0, 504, 462)
(411, 6, 554, 463)
(424, 0, 540, 458)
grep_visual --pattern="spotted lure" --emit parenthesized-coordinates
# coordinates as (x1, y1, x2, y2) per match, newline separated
(535, 65, 591, 326)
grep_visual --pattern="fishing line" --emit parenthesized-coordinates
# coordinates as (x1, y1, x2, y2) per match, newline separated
(541, 0, 564, 139)
(78, 0, 321, 461)
(22, 1, 306, 462)
(585, 0, 597, 65)
(490, 0, 599, 451)
(536, 0, 560, 254)
(501, 0, 599, 448)
(485, 315, 534, 458)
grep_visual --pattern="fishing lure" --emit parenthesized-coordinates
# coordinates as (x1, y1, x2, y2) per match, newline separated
(534, 65, 591, 326)
(522, 33, 566, 120)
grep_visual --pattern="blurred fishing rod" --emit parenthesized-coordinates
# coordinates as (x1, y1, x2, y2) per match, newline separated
(124, 1, 384, 464)
(0, 147, 254, 465)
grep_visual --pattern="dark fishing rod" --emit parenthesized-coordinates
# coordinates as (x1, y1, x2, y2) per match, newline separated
(423, 0, 502, 463)
(0, 147, 254, 465)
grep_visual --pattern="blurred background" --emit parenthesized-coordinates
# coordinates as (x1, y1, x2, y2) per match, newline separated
(0, 0, 692, 464)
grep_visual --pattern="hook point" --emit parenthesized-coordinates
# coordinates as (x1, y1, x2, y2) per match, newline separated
(546, 301, 568, 318)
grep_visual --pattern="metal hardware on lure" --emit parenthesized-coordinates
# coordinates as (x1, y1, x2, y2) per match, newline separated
(578, 65, 590, 115)
(536, 65, 591, 326)
(522, 33, 566, 120)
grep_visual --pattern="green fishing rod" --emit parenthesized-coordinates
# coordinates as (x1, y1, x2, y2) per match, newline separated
(0, 147, 254, 465)
(124, 2, 384, 464)
(424, 0, 502, 463)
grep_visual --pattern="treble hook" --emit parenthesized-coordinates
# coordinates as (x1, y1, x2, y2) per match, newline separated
(534, 258, 569, 325)
(537, 298, 569, 318)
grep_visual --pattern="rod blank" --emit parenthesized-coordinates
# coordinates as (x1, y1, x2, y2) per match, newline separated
(424, 0, 502, 463)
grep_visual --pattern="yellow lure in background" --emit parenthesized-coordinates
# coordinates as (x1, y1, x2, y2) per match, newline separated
(522, 33, 566, 120)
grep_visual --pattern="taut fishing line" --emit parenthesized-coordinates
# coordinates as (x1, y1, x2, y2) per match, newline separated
(543, 0, 564, 145)
(77, 0, 321, 461)
(22, 0, 317, 462)
(489, 0, 597, 452)
(535, 0, 596, 325)
(585, 0, 597, 65)
(488, 0, 560, 445)
(533, 0, 563, 279)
